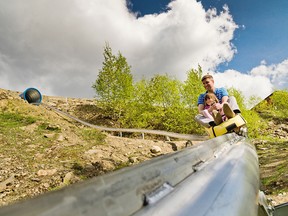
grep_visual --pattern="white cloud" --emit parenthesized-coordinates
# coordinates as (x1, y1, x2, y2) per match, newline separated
(1, 0, 286, 104)
(0, 0, 238, 98)
(213, 70, 274, 101)
(209, 58, 288, 105)
(250, 59, 288, 89)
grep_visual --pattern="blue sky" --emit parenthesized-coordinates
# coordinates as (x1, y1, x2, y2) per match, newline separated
(0, 0, 287, 102)
(129, 0, 288, 74)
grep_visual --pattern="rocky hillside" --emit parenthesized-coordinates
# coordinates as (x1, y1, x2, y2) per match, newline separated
(0, 88, 287, 208)
(0, 89, 188, 207)
(253, 122, 288, 205)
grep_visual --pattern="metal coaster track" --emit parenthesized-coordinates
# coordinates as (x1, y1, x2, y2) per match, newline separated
(0, 132, 280, 216)
(41, 102, 208, 141)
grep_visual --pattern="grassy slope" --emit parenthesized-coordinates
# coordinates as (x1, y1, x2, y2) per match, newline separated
(252, 105, 288, 196)
(0, 90, 108, 205)
(0, 89, 288, 206)
(0, 89, 184, 206)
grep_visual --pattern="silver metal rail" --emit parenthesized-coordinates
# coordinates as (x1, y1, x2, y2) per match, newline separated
(41, 103, 208, 141)
(0, 133, 271, 216)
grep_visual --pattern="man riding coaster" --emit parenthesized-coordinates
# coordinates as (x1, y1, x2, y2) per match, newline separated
(195, 74, 247, 138)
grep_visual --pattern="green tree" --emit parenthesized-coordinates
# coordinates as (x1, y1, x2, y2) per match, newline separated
(258, 90, 288, 119)
(147, 74, 183, 130)
(121, 74, 185, 131)
(180, 66, 206, 134)
(227, 87, 246, 111)
(182, 65, 203, 109)
(119, 79, 152, 128)
(93, 43, 133, 103)
(92, 43, 133, 120)
(270, 90, 288, 110)
(147, 74, 182, 109)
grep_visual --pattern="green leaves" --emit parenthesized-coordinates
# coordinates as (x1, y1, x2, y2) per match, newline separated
(92, 48, 206, 134)
(92, 43, 133, 105)
(182, 66, 204, 109)
(92, 43, 133, 122)
(93, 44, 284, 137)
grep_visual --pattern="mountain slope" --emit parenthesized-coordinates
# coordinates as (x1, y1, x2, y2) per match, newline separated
(0, 88, 287, 207)
(0, 89, 187, 207)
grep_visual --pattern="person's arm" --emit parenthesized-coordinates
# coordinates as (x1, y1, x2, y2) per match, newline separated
(197, 94, 206, 114)
(199, 103, 216, 114)
(198, 104, 204, 113)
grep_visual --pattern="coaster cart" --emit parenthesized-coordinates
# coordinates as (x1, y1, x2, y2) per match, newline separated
(195, 114, 248, 138)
